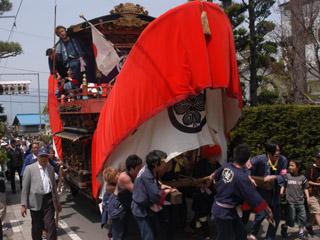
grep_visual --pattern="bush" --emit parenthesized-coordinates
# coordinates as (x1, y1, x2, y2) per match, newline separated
(0, 148, 7, 165)
(39, 134, 52, 145)
(230, 105, 320, 170)
(256, 90, 278, 105)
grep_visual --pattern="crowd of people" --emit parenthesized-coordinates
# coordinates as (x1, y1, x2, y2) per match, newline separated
(0, 135, 64, 240)
(100, 140, 320, 240)
(1, 135, 319, 240)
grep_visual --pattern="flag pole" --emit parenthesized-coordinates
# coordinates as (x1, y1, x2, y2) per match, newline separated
(79, 14, 120, 52)
(52, 0, 57, 78)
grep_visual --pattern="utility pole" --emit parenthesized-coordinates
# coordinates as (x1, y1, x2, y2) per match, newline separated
(37, 73, 41, 132)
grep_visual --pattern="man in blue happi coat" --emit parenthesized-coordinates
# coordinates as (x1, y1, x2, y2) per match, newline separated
(55, 26, 86, 82)
(131, 150, 175, 240)
(211, 143, 273, 240)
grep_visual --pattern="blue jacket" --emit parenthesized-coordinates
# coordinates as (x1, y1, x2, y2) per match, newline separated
(20, 153, 37, 176)
(131, 166, 165, 218)
(250, 154, 288, 205)
(212, 163, 267, 220)
(101, 192, 111, 228)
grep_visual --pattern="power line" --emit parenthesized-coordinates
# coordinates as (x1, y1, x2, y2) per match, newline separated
(0, 95, 48, 97)
(0, 27, 51, 40)
(7, 0, 24, 42)
(0, 100, 47, 104)
(0, 66, 49, 74)
(0, 0, 24, 70)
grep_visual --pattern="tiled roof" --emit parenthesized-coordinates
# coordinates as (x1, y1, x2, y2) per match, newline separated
(13, 114, 48, 126)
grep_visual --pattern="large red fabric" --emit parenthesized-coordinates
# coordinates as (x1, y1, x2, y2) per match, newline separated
(92, 1, 242, 197)
(47, 75, 63, 160)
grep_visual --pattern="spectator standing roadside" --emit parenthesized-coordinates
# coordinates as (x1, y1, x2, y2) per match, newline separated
(280, 159, 310, 239)
(7, 139, 24, 194)
(20, 143, 39, 177)
(0, 170, 6, 240)
(20, 140, 28, 155)
(247, 140, 288, 240)
(305, 152, 320, 234)
(21, 147, 61, 240)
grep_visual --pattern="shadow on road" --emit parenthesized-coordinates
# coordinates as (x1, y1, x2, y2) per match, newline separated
(60, 192, 101, 223)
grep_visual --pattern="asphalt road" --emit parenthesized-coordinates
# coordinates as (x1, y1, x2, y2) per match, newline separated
(3, 180, 107, 240)
(2, 178, 320, 240)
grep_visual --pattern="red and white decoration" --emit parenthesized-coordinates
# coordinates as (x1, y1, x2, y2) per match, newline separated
(91, 24, 120, 77)
(92, 1, 243, 198)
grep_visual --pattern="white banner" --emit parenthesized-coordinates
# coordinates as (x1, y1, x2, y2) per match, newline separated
(106, 89, 235, 169)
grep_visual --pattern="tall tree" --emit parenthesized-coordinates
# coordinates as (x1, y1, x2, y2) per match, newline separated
(290, 0, 308, 102)
(220, 0, 232, 8)
(218, 0, 249, 100)
(0, 0, 22, 59)
(278, 0, 320, 103)
(238, 0, 277, 105)
(218, 0, 278, 105)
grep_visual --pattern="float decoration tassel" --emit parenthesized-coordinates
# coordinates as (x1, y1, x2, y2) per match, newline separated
(201, 1, 211, 36)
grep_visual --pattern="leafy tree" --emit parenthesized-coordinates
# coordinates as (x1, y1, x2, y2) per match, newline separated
(276, 0, 320, 103)
(242, 0, 277, 105)
(42, 104, 48, 114)
(0, 148, 8, 165)
(0, 0, 22, 59)
(217, 0, 278, 105)
(0, 0, 11, 13)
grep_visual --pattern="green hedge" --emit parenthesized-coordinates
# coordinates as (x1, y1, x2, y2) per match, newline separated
(230, 105, 320, 169)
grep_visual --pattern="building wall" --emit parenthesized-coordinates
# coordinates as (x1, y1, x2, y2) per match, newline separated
(280, 1, 320, 97)
(17, 125, 46, 136)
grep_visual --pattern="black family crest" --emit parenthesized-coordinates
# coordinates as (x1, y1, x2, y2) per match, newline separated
(117, 54, 127, 72)
(168, 92, 206, 133)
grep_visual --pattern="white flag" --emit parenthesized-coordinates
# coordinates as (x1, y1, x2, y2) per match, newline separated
(91, 24, 120, 76)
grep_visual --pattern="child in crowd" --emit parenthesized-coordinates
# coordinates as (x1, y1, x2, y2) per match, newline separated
(101, 167, 119, 240)
(280, 159, 310, 239)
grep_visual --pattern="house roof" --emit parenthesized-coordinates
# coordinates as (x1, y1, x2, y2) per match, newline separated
(13, 114, 48, 126)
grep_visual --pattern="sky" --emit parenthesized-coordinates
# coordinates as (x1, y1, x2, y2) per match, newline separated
(0, 0, 281, 124)
(0, 0, 193, 123)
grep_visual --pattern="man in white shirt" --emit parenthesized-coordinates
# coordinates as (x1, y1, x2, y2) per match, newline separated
(21, 146, 61, 240)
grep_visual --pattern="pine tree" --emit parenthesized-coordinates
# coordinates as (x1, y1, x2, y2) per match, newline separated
(0, 0, 22, 59)
(246, 0, 277, 105)
(219, 0, 277, 105)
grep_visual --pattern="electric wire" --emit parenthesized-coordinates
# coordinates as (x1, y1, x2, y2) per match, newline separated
(0, 27, 51, 40)
(0, 66, 49, 74)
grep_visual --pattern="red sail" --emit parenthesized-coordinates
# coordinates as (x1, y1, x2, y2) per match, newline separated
(92, 1, 242, 198)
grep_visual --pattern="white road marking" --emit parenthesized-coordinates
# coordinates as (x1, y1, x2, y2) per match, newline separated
(9, 219, 22, 233)
(59, 219, 82, 240)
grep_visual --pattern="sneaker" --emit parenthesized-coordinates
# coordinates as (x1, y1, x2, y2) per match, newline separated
(298, 232, 308, 240)
(281, 224, 288, 238)
(306, 226, 314, 236)
(247, 234, 257, 240)
(195, 221, 202, 229)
